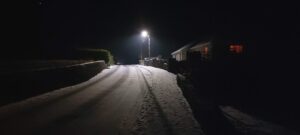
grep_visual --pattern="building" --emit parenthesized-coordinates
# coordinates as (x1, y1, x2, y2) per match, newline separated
(189, 41, 213, 60)
(171, 43, 194, 61)
(171, 41, 213, 62)
(171, 39, 245, 62)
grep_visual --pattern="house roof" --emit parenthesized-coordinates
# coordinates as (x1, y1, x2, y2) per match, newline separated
(171, 41, 198, 55)
(189, 41, 211, 50)
(171, 36, 213, 55)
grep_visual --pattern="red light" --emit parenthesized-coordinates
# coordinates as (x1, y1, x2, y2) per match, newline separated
(203, 47, 208, 55)
(229, 45, 243, 54)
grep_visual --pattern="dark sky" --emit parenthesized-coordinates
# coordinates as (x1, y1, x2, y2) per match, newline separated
(3, 0, 300, 63)
(39, 0, 215, 63)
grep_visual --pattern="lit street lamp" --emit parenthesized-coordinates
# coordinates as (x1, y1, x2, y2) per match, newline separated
(141, 30, 151, 59)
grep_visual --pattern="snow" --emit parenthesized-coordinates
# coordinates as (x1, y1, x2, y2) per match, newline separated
(0, 65, 203, 135)
(131, 65, 204, 135)
(221, 106, 299, 135)
(0, 65, 119, 119)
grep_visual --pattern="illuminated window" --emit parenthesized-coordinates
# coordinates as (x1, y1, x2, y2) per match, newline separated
(201, 46, 209, 55)
(204, 47, 208, 55)
(229, 45, 243, 54)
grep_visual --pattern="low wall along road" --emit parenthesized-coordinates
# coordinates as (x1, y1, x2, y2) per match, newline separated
(0, 60, 107, 106)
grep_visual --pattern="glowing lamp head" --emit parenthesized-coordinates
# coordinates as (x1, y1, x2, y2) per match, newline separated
(141, 30, 148, 37)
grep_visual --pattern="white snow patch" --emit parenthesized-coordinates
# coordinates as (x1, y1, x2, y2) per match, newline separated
(135, 65, 204, 135)
(0, 66, 118, 119)
(221, 106, 299, 135)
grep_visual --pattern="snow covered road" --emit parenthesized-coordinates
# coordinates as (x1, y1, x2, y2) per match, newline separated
(0, 65, 203, 135)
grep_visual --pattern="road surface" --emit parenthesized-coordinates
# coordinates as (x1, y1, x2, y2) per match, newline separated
(0, 65, 203, 135)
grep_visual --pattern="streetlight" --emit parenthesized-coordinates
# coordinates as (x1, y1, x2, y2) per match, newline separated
(141, 30, 150, 59)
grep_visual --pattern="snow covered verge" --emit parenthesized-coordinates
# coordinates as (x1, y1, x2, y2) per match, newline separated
(131, 65, 204, 135)
(0, 60, 106, 106)
(0, 65, 118, 119)
(176, 71, 299, 135)
(221, 106, 299, 135)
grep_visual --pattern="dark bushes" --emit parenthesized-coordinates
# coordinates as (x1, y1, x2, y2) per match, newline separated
(75, 48, 115, 65)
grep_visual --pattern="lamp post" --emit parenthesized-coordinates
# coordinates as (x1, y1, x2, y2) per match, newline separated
(141, 30, 150, 58)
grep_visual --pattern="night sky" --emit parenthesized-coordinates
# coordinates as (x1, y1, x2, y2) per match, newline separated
(39, 0, 215, 63)
(3, 0, 300, 63)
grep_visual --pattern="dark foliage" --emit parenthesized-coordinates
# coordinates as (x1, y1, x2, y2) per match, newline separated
(75, 48, 115, 65)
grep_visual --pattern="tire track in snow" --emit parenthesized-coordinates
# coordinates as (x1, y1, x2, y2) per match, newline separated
(136, 66, 204, 135)
(0, 66, 126, 135)
(32, 66, 131, 135)
(138, 66, 154, 76)
(0, 65, 122, 120)
(132, 66, 174, 135)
